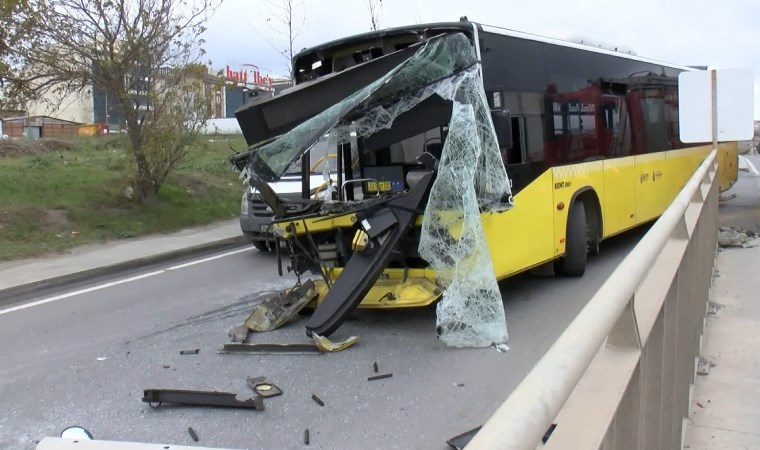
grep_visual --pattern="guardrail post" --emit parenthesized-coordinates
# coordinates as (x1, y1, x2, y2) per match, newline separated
(608, 297, 641, 350)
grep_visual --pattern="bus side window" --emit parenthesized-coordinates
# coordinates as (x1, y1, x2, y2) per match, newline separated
(639, 93, 670, 153)
(603, 97, 631, 157)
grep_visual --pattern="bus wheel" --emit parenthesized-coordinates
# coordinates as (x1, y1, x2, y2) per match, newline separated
(555, 203, 587, 277)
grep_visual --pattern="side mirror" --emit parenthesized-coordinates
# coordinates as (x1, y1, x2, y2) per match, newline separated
(490, 109, 513, 150)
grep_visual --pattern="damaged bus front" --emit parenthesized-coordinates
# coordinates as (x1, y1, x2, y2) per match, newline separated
(230, 19, 732, 348)
(231, 22, 513, 348)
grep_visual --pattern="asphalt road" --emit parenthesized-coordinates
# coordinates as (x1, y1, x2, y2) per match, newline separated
(0, 227, 647, 450)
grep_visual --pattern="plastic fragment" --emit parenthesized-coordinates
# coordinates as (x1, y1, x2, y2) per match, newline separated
(312, 333, 358, 352)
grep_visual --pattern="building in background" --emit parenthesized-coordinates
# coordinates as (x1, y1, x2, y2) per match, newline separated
(220, 64, 291, 117)
(1, 115, 81, 138)
(2, 64, 291, 137)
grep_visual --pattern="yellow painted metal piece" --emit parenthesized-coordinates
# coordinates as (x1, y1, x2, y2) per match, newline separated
(602, 156, 636, 236)
(273, 215, 357, 238)
(482, 170, 556, 277)
(312, 268, 440, 309)
(312, 334, 358, 352)
(716, 141, 739, 192)
(352, 229, 369, 252)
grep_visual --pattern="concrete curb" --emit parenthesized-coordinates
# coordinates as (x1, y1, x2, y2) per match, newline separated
(0, 235, 248, 305)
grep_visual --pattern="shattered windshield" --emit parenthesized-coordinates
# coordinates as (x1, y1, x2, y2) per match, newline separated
(242, 32, 480, 182)
(245, 31, 513, 348)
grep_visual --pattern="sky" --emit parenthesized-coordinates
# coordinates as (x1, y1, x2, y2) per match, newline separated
(203, 0, 760, 118)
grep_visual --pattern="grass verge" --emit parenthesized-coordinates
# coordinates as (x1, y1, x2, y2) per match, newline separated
(0, 135, 247, 261)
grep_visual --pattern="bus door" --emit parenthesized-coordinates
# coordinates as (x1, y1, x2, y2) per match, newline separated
(600, 95, 636, 235)
(628, 86, 672, 222)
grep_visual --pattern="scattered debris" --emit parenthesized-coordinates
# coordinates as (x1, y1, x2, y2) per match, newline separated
(743, 240, 760, 248)
(446, 426, 482, 449)
(311, 394, 325, 407)
(180, 349, 200, 355)
(312, 333, 358, 352)
(228, 324, 250, 343)
(707, 302, 722, 316)
(718, 227, 759, 248)
(368, 373, 393, 381)
(96, 357, 108, 361)
(304, 429, 310, 445)
(373, 361, 379, 374)
(454, 383, 465, 387)
(491, 343, 510, 352)
(244, 280, 317, 332)
(142, 389, 265, 411)
(218, 342, 322, 355)
(163, 365, 171, 369)
(246, 377, 283, 398)
(187, 427, 199, 442)
(697, 358, 716, 376)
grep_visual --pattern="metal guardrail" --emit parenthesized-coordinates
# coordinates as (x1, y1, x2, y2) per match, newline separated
(467, 149, 719, 450)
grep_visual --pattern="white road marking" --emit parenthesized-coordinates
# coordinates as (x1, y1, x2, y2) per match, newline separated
(0, 247, 252, 316)
(0, 270, 164, 315)
(165, 247, 251, 271)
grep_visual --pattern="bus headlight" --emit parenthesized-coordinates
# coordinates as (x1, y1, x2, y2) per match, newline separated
(241, 192, 249, 215)
(241, 186, 252, 215)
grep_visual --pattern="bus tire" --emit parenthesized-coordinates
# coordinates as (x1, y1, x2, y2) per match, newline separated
(555, 203, 587, 277)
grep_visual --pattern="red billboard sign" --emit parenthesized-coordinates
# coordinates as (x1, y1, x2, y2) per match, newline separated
(224, 65, 273, 86)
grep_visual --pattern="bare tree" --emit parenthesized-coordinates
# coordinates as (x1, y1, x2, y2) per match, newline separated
(4, 0, 221, 202)
(260, 0, 304, 80)
(366, 0, 382, 31)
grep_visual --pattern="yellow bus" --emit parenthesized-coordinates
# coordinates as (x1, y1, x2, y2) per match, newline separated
(231, 20, 737, 338)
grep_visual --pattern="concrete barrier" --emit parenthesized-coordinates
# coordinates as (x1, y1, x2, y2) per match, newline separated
(467, 150, 719, 450)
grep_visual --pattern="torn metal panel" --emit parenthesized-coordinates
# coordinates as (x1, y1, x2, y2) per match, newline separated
(239, 32, 478, 183)
(141, 389, 265, 411)
(233, 44, 421, 149)
(243, 280, 317, 332)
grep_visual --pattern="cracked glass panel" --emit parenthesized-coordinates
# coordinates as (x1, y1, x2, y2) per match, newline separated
(244, 32, 512, 348)
(418, 63, 512, 347)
